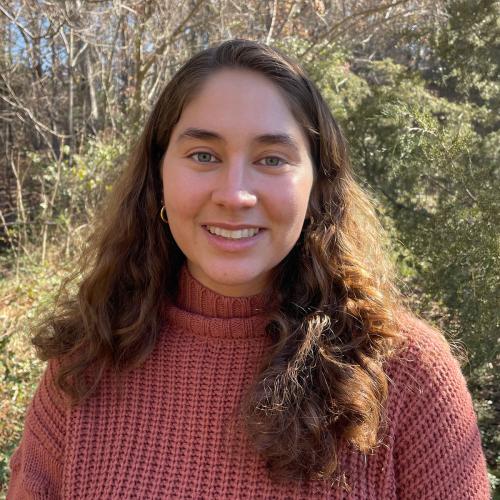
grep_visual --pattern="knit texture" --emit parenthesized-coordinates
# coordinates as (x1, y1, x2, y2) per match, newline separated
(6, 264, 491, 499)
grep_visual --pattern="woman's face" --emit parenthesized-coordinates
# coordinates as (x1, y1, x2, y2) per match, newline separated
(161, 68, 314, 297)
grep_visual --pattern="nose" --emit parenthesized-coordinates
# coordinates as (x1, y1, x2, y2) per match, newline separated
(211, 159, 257, 209)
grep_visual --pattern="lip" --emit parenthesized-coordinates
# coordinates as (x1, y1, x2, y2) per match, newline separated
(202, 225, 266, 252)
(202, 222, 264, 230)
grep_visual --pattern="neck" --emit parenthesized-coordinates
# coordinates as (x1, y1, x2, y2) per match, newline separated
(162, 262, 272, 340)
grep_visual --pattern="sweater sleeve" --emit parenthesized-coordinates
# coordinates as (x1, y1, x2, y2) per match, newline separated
(7, 358, 68, 500)
(392, 318, 491, 500)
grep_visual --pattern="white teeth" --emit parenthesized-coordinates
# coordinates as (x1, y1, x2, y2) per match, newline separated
(206, 226, 260, 239)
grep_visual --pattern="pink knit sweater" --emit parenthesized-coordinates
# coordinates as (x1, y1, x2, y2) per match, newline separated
(6, 265, 490, 499)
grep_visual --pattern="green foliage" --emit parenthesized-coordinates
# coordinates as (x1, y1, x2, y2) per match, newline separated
(430, 0, 500, 107)
(70, 136, 127, 216)
(4, 134, 128, 268)
(299, 49, 499, 371)
(280, 24, 499, 486)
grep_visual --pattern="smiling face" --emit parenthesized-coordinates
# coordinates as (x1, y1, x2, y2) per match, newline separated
(161, 68, 314, 297)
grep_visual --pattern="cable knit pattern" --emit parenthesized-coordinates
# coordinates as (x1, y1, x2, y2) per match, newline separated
(6, 264, 491, 499)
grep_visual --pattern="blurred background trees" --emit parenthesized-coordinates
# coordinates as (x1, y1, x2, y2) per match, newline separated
(1, 0, 498, 494)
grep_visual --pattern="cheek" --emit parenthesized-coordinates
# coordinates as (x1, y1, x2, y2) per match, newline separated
(162, 167, 202, 217)
(268, 181, 312, 229)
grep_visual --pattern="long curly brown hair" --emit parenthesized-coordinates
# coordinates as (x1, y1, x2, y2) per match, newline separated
(32, 39, 409, 486)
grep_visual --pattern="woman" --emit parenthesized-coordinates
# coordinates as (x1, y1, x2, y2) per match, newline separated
(7, 39, 490, 499)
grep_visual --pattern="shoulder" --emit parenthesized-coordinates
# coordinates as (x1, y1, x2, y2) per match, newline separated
(17, 356, 71, 463)
(382, 310, 483, 454)
(381, 316, 490, 498)
(7, 357, 70, 499)
(33, 357, 71, 409)
(384, 311, 468, 401)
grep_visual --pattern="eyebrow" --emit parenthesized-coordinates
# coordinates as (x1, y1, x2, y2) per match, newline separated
(176, 127, 301, 156)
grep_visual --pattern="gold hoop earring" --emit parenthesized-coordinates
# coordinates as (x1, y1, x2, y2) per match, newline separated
(160, 206, 169, 224)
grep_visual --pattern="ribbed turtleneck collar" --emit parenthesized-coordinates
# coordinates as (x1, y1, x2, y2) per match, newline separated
(163, 263, 272, 340)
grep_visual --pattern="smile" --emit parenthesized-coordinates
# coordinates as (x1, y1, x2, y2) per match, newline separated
(204, 225, 261, 239)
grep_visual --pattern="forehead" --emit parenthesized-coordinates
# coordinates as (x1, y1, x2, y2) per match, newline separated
(171, 68, 308, 147)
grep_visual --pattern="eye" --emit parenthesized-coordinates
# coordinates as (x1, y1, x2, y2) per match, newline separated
(189, 152, 219, 163)
(258, 156, 287, 167)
